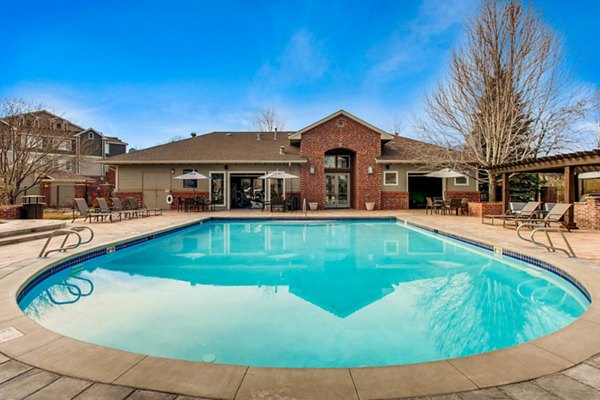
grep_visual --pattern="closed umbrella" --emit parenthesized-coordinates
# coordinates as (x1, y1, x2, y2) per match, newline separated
(424, 168, 466, 178)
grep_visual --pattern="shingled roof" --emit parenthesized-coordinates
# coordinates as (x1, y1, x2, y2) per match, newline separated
(378, 135, 448, 163)
(105, 131, 305, 164)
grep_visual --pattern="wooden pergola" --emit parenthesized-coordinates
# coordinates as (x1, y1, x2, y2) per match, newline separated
(488, 150, 600, 228)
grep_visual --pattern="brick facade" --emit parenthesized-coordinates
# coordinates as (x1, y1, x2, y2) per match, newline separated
(444, 191, 481, 202)
(381, 192, 409, 210)
(300, 116, 382, 210)
(0, 205, 23, 219)
(468, 202, 503, 218)
(575, 197, 600, 230)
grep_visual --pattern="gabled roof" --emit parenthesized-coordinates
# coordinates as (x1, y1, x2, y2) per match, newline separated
(27, 110, 85, 132)
(74, 127, 103, 137)
(102, 131, 305, 164)
(289, 110, 395, 141)
(103, 135, 128, 145)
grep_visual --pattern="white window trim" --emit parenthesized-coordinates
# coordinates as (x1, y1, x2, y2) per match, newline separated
(454, 176, 469, 186)
(88, 132, 94, 140)
(383, 171, 398, 186)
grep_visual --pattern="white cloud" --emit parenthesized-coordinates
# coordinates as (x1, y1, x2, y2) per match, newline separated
(253, 29, 329, 90)
(365, 0, 475, 86)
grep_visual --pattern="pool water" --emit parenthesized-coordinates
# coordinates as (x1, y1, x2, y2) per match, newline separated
(19, 219, 589, 368)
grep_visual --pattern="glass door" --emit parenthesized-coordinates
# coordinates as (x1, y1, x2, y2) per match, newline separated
(325, 173, 350, 208)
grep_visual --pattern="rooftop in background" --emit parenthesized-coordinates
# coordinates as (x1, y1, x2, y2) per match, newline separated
(104, 110, 445, 165)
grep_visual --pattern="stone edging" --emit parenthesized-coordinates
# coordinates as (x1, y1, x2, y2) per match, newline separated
(1, 215, 599, 399)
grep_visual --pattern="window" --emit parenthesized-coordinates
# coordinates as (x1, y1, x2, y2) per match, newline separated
(105, 143, 110, 155)
(64, 160, 71, 171)
(25, 136, 43, 149)
(56, 123, 62, 130)
(182, 169, 198, 188)
(454, 176, 469, 186)
(384, 171, 398, 186)
(337, 155, 350, 169)
(324, 156, 336, 168)
(324, 155, 351, 170)
(54, 138, 71, 151)
(88, 132, 94, 140)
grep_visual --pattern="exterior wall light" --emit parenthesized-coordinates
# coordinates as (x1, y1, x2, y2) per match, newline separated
(309, 164, 315, 175)
(171, 168, 175, 174)
(367, 165, 374, 175)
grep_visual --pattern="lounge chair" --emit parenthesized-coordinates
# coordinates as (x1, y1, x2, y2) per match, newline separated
(72, 198, 118, 223)
(482, 201, 541, 226)
(97, 198, 132, 220)
(509, 202, 527, 215)
(126, 197, 162, 216)
(111, 197, 141, 219)
(507, 203, 573, 232)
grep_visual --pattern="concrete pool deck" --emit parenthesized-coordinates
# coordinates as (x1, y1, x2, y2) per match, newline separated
(1, 210, 600, 399)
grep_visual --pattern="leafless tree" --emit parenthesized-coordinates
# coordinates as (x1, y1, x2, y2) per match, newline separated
(390, 114, 406, 136)
(253, 107, 286, 132)
(417, 0, 591, 201)
(0, 99, 71, 204)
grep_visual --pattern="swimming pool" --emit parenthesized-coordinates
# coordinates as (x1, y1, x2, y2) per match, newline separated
(18, 219, 589, 368)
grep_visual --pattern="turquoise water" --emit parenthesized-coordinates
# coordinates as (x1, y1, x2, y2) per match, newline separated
(19, 219, 589, 368)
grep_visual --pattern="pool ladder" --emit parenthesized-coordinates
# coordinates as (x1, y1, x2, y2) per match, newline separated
(39, 226, 94, 258)
(516, 224, 575, 258)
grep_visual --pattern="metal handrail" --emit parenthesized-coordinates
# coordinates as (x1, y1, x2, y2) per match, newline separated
(516, 223, 576, 258)
(39, 226, 94, 258)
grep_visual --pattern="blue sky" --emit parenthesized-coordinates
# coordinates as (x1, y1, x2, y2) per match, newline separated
(1, 0, 598, 149)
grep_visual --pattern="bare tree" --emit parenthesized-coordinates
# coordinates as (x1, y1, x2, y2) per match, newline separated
(390, 114, 406, 136)
(253, 107, 286, 132)
(417, 0, 591, 201)
(0, 99, 71, 204)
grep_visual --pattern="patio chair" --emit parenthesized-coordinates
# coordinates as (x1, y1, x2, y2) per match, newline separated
(482, 201, 541, 226)
(72, 198, 117, 223)
(460, 198, 469, 215)
(126, 197, 162, 216)
(95, 198, 125, 222)
(447, 198, 462, 215)
(507, 203, 573, 232)
(111, 197, 140, 219)
(425, 197, 441, 215)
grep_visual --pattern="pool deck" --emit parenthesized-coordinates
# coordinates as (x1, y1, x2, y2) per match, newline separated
(1, 210, 600, 399)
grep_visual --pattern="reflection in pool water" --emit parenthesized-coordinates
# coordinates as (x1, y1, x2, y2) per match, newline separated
(20, 220, 589, 368)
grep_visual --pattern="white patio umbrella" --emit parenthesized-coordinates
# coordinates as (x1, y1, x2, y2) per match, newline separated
(174, 170, 209, 180)
(424, 168, 466, 178)
(174, 170, 209, 194)
(258, 170, 299, 180)
(259, 170, 299, 204)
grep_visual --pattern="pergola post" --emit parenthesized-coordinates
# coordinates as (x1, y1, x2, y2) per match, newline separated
(502, 173, 509, 213)
(564, 165, 577, 229)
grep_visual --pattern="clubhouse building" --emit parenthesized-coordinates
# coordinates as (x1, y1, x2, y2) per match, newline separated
(105, 110, 479, 210)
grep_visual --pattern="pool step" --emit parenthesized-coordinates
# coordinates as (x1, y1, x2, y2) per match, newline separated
(0, 222, 67, 246)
